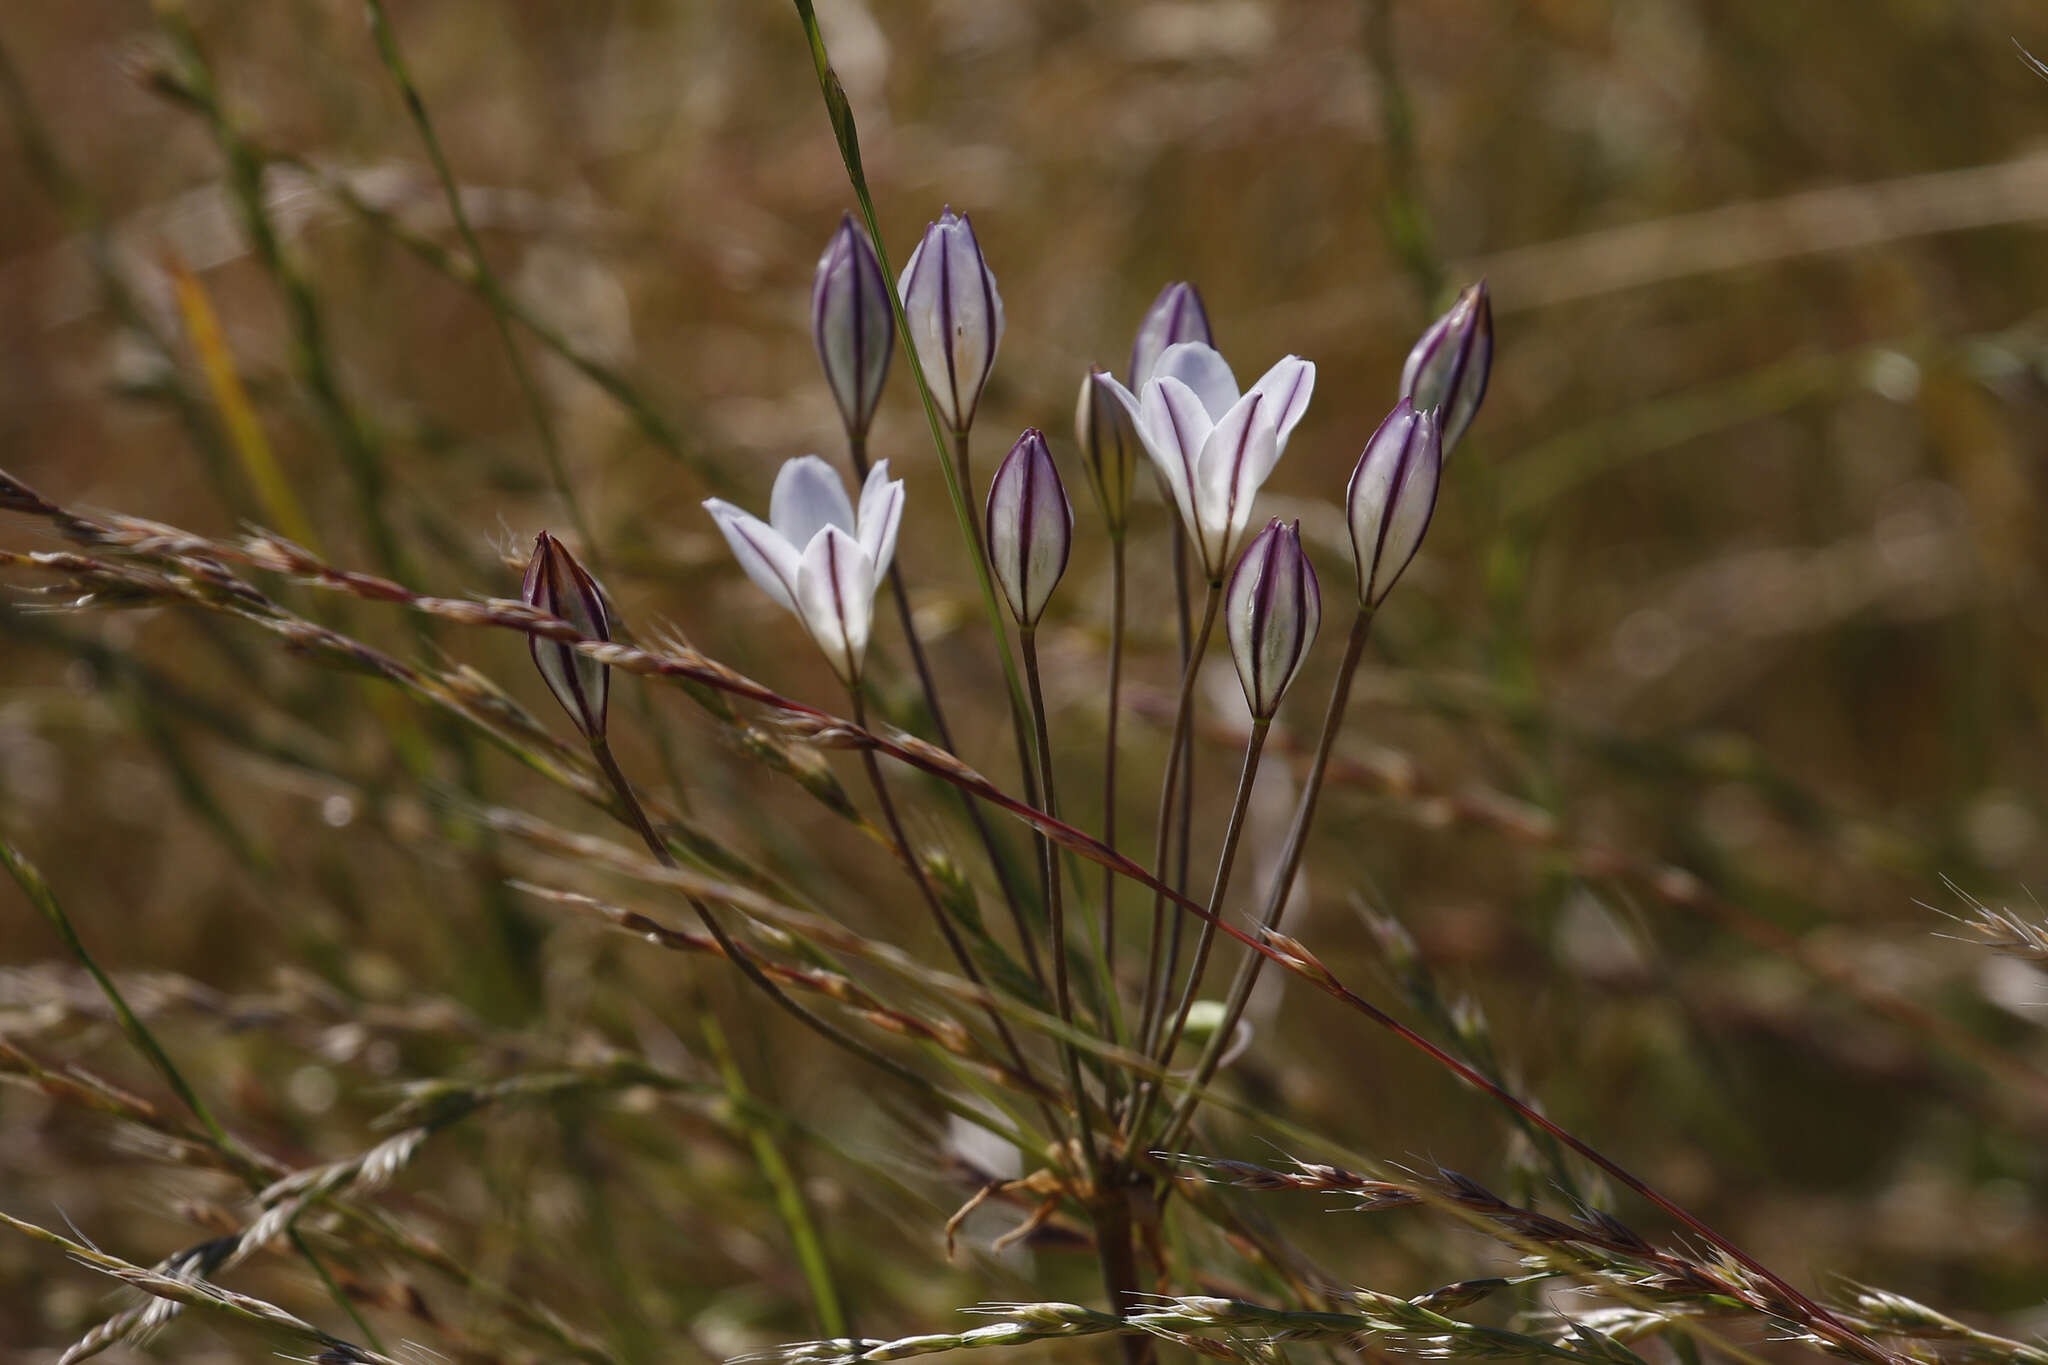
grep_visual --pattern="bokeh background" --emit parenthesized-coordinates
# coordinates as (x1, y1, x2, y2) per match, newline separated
(3, 0, 2048, 1359)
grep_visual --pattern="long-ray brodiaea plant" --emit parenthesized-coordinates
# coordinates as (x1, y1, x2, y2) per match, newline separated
(0, 11, 1946, 1365)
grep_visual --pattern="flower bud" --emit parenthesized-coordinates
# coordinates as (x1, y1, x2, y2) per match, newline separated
(898, 208, 1004, 433)
(1129, 281, 1214, 389)
(1346, 399, 1442, 608)
(1075, 367, 1137, 534)
(984, 428, 1073, 628)
(1226, 518, 1320, 720)
(811, 213, 894, 440)
(1399, 280, 1492, 454)
(521, 531, 612, 742)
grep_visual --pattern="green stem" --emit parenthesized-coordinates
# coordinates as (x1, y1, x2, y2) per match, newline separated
(1134, 581, 1222, 1059)
(700, 1006, 848, 1340)
(361, 0, 695, 816)
(787, 0, 1035, 771)
(1363, 0, 1447, 306)
(1155, 608, 1371, 1155)
(1130, 719, 1270, 1151)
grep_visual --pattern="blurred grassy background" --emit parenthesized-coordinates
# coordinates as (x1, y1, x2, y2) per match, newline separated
(4, 0, 2048, 1359)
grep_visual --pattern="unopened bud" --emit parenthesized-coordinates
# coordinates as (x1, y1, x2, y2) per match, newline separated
(1225, 518, 1320, 720)
(1074, 368, 1138, 534)
(521, 531, 612, 742)
(898, 208, 1004, 433)
(811, 213, 895, 440)
(1399, 280, 1492, 454)
(984, 428, 1073, 628)
(1346, 399, 1442, 608)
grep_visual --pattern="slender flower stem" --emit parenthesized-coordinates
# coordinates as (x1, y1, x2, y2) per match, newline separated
(846, 689, 1066, 1144)
(849, 432, 1044, 987)
(1128, 719, 1270, 1152)
(1134, 580, 1222, 1062)
(1155, 532, 1198, 1053)
(1018, 629, 1103, 1186)
(1099, 532, 1129, 1047)
(587, 736, 1030, 1148)
(1155, 608, 1372, 1156)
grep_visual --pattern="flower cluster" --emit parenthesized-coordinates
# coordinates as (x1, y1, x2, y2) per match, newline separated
(525, 213, 1491, 731)
(503, 205, 1494, 1364)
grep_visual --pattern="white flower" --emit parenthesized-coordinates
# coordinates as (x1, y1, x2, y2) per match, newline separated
(703, 455, 904, 685)
(1099, 341, 1315, 580)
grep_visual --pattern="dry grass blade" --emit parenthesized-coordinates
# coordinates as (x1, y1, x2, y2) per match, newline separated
(0, 1210, 402, 1365)
(0, 475, 1904, 1365)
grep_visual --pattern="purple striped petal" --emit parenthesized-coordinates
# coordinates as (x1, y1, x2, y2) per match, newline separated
(1245, 354, 1315, 454)
(1130, 281, 1215, 388)
(1137, 374, 1214, 547)
(704, 499, 801, 614)
(898, 208, 1004, 432)
(1075, 367, 1138, 532)
(521, 531, 613, 741)
(1192, 390, 1280, 576)
(795, 525, 876, 685)
(1346, 399, 1443, 607)
(770, 454, 857, 549)
(1226, 519, 1320, 720)
(1399, 281, 1492, 454)
(1151, 341, 1240, 420)
(985, 428, 1073, 627)
(856, 459, 905, 580)
(812, 213, 893, 439)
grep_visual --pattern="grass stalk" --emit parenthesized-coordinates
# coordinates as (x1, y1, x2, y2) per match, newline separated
(587, 734, 1021, 1146)
(845, 688, 1066, 1146)
(0, 485, 1923, 1363)
(0, 837, 388, 1352)
(700, 1005, 850, 1341)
